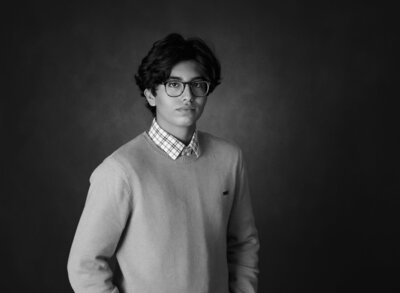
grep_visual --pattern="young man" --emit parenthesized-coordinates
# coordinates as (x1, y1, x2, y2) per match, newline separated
(67, 33, 259, 293)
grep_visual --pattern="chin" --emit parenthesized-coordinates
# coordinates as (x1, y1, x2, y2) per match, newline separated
(175, 116, 197, 127)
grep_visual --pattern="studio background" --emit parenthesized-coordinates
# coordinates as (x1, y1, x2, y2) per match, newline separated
(3, 1, 396, 292)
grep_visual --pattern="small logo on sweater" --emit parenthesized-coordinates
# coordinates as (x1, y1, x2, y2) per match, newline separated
(222, 190, 229, 196)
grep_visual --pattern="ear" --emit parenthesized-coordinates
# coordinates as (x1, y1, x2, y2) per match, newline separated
(144, 89, 156, 107)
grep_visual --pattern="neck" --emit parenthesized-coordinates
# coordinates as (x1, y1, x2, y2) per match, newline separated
(173, 127, 195, 145)
(156, 119, 195, 145)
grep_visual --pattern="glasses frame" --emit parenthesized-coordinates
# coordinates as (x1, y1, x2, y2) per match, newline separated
(162, 80, 211, 98)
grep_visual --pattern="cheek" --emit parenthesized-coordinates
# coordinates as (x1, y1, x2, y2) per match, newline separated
(196, 99, 207, 109)
(156, 97, 176, 112)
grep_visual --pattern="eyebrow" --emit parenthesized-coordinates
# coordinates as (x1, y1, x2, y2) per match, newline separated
(167, 76, 205, 82)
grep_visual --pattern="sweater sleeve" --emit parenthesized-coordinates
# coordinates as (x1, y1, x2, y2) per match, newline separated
(227, 150, 260, 293)
(67, 157, 132, 293)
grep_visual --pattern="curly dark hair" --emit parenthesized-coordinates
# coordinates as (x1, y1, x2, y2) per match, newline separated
(135, 33, 221, 116)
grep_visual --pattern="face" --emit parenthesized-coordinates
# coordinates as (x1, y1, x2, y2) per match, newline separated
(145, 60, 208, 136)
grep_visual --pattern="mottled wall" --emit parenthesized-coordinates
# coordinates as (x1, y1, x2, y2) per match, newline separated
(4, 1, 395, 292)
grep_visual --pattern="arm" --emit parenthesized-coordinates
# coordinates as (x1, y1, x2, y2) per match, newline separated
(227, 150, 260, 293)
(67, 158, 132, 293)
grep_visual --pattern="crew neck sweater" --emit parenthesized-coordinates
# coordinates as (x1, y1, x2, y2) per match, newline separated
(67, 131, 259, 293)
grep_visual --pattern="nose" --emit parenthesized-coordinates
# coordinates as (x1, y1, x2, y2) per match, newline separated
(181, 83, 193, 103)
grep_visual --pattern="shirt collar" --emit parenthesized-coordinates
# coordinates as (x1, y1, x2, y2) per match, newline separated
(148, 119, 200, 160)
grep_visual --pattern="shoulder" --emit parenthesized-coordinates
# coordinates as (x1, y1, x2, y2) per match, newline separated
(198, 131, 243, 161)
(91, 132, 149, 178)
(111, 132, 148, 157)
(198, 131, 242, 152)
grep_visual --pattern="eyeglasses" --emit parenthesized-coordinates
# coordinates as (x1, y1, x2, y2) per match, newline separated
(163, 80, 210, 97)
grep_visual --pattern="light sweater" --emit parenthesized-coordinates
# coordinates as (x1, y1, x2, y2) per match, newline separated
(67, 131, 259, 293)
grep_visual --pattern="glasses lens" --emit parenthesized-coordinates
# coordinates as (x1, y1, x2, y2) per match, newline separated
(164, 80, 210, 97)
(165, 81, 184, 97)
(190, 81, 209, 97)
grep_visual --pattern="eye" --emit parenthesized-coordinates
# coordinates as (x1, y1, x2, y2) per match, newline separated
(167, 81, 181, 88)
(192, 81, 204, 88)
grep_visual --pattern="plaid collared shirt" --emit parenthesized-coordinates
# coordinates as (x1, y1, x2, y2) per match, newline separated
(148, 119, 200, 160)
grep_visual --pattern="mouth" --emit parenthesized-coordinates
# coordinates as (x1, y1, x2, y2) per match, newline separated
(177, 107, 196, 111)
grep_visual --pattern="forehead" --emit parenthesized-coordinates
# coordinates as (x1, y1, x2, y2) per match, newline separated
(169, 60, 202, 81)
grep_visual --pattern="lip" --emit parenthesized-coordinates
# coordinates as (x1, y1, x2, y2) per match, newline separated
(176, 107, 196, 111)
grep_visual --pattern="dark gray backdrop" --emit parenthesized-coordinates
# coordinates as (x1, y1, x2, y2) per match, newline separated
(3, 0, 396, 292)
